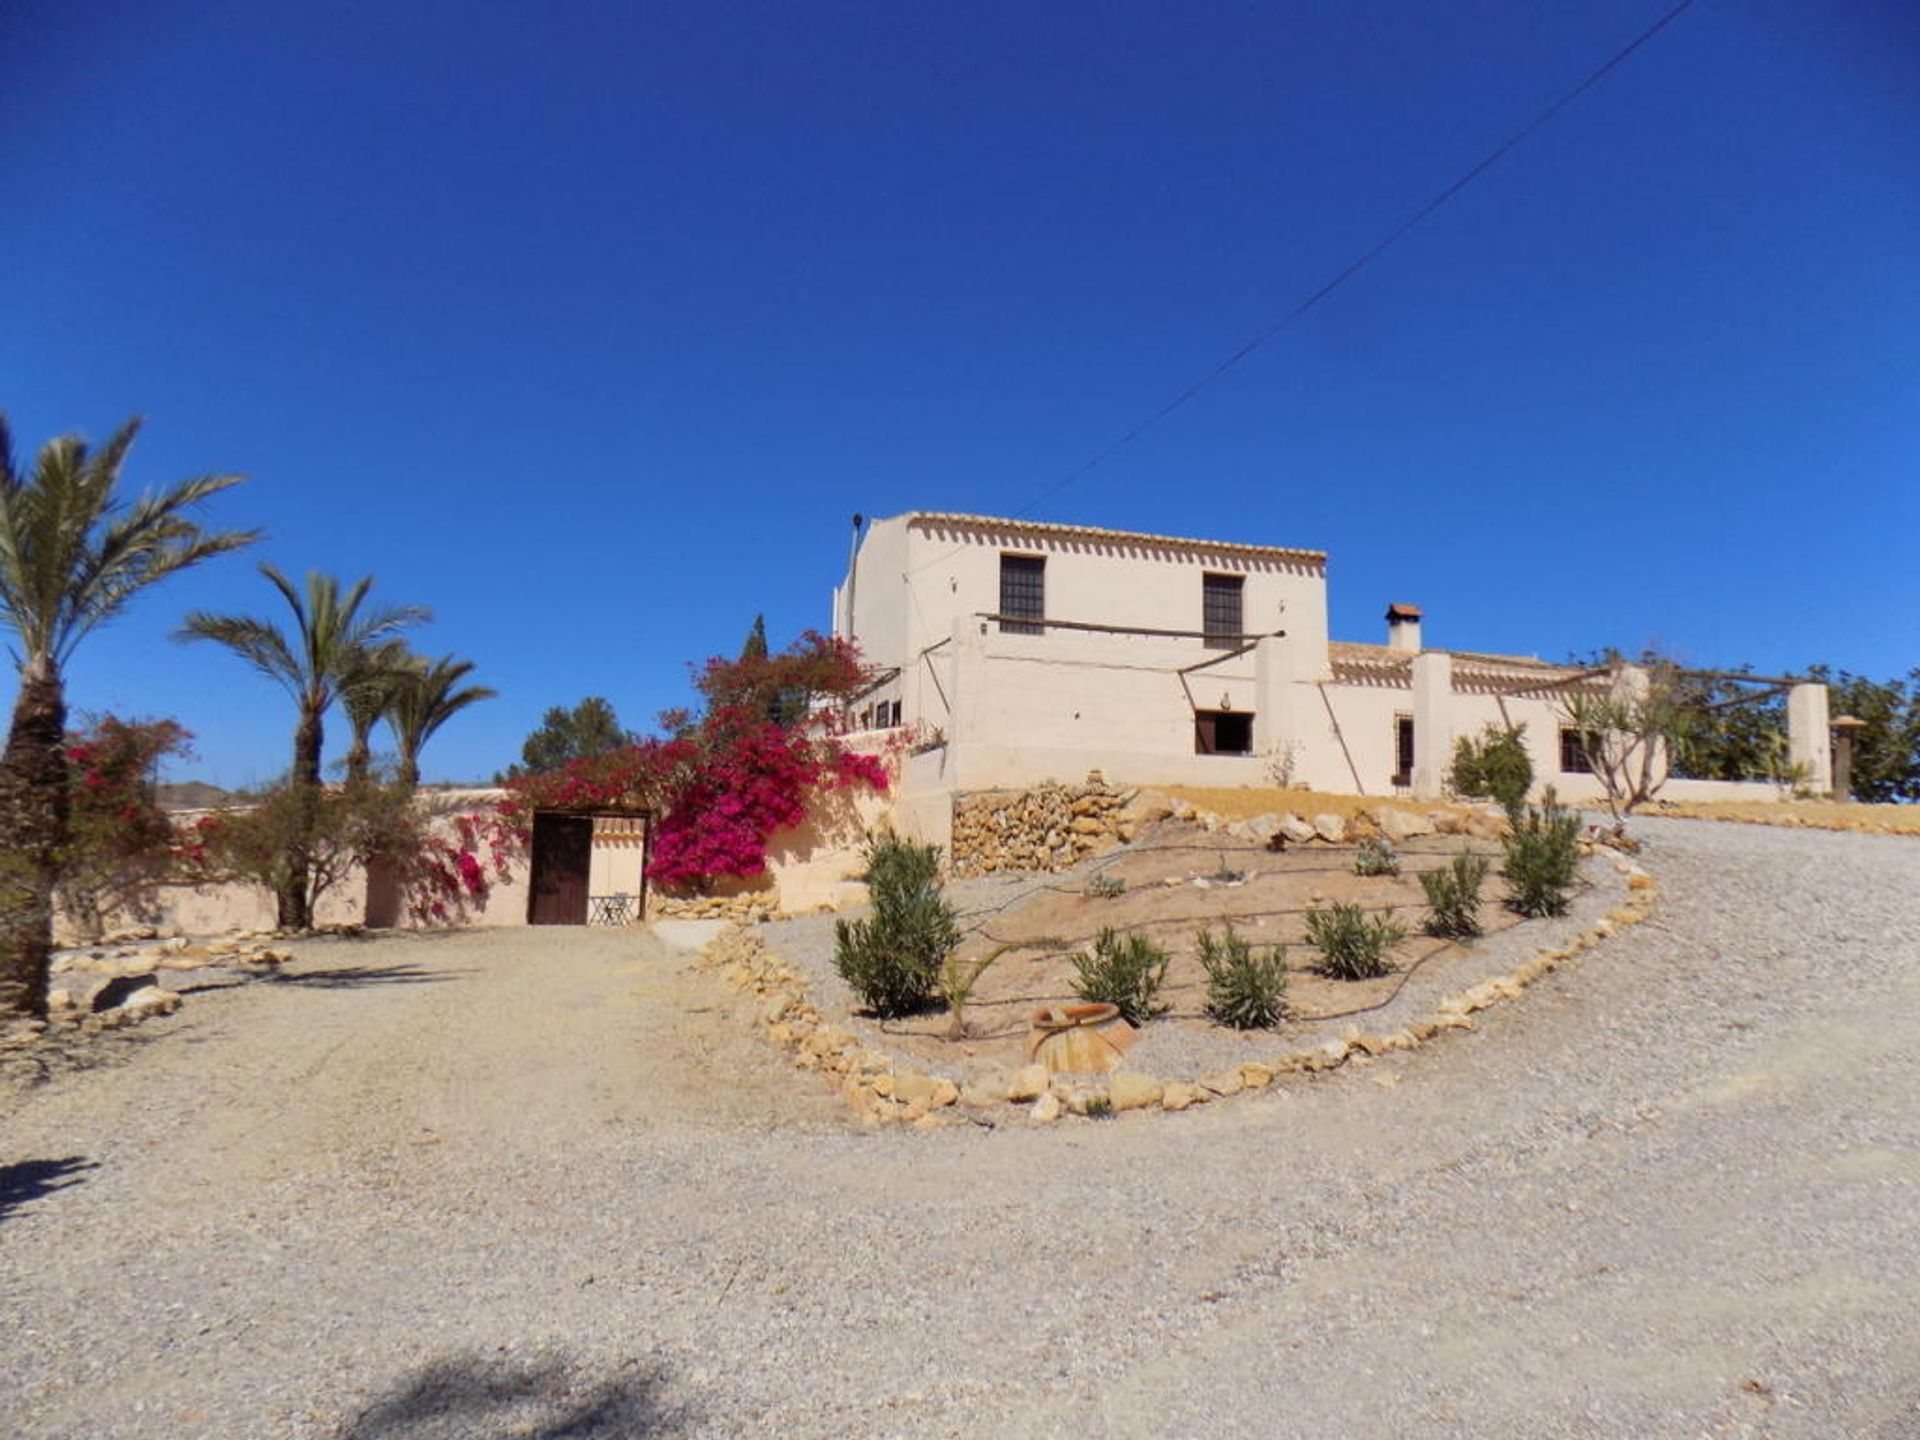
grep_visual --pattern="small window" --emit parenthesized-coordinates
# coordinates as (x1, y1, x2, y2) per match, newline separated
(1203, 573, 1244, 648)
(999, 554, 1045, 635)
(1195, 709, 1254, 756)
(1393, 715, 1414, 788)
(1560, 727, 1597, 774)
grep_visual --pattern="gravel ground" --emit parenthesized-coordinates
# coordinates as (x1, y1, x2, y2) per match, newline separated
(3, 817, 1918, 1438)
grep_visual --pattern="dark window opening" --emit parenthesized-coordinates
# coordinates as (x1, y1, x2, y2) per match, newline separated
(1195, 709, 1254, 756)
(1203, 573, 1245, 648)
(1393, 715, 1414, 788)
(999, 554, 1045, 635)
(1560, 727, 1598, 774)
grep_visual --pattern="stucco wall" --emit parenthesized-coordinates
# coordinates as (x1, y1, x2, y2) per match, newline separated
(838, 513, 1333, 742)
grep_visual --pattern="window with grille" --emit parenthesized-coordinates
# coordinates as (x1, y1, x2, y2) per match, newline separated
(1560, 727, 1598, 774)
(1393, 715, 1415, 787)
(999, 554, 1045, 635)
(1202, 573, 1244, 648)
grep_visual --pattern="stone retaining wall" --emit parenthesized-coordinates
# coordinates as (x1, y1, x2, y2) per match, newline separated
(648, 890, 780, 924)
(950, 777, 1138, 875)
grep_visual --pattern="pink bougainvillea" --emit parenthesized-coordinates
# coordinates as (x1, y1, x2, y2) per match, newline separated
(483, 632, 891, 896)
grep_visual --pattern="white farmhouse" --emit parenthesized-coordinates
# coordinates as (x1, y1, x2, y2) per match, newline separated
(833, 512, 1829, 846)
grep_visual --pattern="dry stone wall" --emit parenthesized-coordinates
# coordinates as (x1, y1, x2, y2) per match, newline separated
(950, 777, 1138, 875)
(648, 890, 780, 924)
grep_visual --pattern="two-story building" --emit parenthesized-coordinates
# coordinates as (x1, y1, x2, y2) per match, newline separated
(833, 511, 1829, 846)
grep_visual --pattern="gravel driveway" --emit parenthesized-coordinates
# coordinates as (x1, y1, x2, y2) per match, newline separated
(3, 818, 1917, 1438)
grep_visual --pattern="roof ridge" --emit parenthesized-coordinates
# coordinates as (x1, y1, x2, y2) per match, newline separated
(904, 511, 1326, 563)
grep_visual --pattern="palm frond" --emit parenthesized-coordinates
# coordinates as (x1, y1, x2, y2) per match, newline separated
(181, 566, 428, 725)
(390, 653, 496, 768)
(174, 612, 303, 695)
(0, 416, 255, 670)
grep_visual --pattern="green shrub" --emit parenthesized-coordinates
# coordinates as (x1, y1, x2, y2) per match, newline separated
(1353, 835, 1400, 877)
(1305, 902, 1406, 981)
(833, 830, 957, 1017)
(1420, 852, 1491, 938)
(1197, 924, 1288, 1029)
(1084, 873, 1127, 900)
(1070, 927, 1170, 1024)
(1448, 723, 1533, 812)
(1501, 790, 1582, 918)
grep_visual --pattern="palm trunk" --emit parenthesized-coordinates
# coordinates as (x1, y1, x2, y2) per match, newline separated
(343, 726, 373, 789)
(280, 706, 323, 930)
(396, 751, 421, 791)
(0, 662, 70, 1026)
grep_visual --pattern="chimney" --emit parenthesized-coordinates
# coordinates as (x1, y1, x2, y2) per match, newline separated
(1386, 602, 1423, 653)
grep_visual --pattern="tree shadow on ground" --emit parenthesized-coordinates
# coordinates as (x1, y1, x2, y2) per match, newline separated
(336, 1353, 684, 1439)
(269, 964, 475, 989)
(311, 927, 502, 947)
(0, 1155, 96, 1224)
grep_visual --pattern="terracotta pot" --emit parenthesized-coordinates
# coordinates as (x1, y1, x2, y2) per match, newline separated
(1028, 1002, 1139, 1074)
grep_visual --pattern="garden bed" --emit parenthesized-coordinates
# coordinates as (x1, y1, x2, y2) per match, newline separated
(756, 811, 1641, 1105)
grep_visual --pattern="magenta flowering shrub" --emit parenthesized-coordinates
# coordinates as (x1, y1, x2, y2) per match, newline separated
(479, 632, 892, 896)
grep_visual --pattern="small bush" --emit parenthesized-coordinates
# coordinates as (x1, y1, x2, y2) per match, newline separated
(1449, 723, 1533, 812)
(1353, 835, 1400, 877)
(1084, 873, 1126, 900)
(1420, 852, 1491, 938)
(1197, 924, 1288, 1029)
(1501, 790, 1582, 918)
(1305, 902, 1406, 981)
(833, 830, 957, 1017)
(1070, 927, 1171, 1024)
(935, 947, 1002, 1040)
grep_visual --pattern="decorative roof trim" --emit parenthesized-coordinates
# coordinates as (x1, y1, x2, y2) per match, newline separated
(1329, 641, 1609, 696)
(905, 512, 1326, 565)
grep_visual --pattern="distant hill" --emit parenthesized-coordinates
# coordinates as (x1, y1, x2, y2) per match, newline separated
(158, 781, 236, 812)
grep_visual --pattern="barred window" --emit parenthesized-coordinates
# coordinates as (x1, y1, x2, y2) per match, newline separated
(999, 554, 1045, 635)
(1203, 573, 1244, 648)
(1560, 727, 1597, 774)
(1394, 715, 1415, 787)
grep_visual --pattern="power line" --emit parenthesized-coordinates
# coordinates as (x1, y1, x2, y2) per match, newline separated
(911, 0, 1697, 562)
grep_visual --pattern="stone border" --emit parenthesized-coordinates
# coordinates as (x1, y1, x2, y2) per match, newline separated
(695, 855, 1659, 1129)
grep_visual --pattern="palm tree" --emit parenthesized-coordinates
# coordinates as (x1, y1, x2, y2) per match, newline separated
(387, 653, 496, 790)
(0, 415, 254, 1026)
(177, 566, 427, 929)
(340, 640, 415, 787)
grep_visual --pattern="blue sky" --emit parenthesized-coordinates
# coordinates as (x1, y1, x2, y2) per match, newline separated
(3, 0, 1915, 786)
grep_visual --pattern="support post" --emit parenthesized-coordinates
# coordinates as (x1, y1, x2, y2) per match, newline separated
(1787, 683, 1832, 795)
(1253, 633, 1298, 766)
(946, 615, 986, 790)
(1411, 651, 1453, 799)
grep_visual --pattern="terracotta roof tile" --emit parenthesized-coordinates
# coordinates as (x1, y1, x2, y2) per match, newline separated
(905, 512, 1326, 565)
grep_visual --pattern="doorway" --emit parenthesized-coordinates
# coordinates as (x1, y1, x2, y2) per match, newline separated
(527, 813, 593, 925)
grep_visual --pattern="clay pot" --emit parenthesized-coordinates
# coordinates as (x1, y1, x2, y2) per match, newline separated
(1028, 1002, 1138, 1074)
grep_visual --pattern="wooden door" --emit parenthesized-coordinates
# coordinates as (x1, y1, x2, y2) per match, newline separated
(528, 813, 592, 925)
